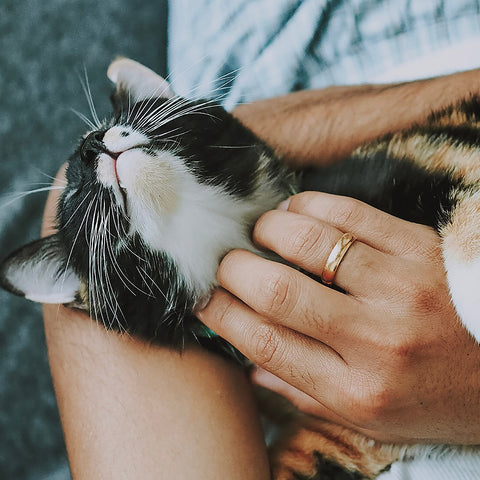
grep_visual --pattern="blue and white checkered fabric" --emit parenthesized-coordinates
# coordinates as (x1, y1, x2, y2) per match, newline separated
(168, 0, 480, 110)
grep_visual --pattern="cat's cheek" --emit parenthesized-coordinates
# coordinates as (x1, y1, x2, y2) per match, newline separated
(116, 150, 179, 215)
(444, 255, 480, 344)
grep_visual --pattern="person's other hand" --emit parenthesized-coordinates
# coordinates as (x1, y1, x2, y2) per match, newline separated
(198, 191, 480, 444)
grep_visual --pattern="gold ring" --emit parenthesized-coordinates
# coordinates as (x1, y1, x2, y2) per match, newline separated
(321, 232, 357, 285)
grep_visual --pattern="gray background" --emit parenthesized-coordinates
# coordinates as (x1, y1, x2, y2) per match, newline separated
(0, 1, 168, 478)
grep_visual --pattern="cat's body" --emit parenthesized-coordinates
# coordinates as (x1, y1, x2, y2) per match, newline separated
(1, 59, 480, 479)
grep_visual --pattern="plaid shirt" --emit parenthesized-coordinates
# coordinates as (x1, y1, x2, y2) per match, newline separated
(169, 0, 480, 110)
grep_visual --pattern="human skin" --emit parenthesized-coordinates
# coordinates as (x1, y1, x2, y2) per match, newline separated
(42, 70, 480, 478)
(198, 69, 480, 445)
(232, 68, 480, 166)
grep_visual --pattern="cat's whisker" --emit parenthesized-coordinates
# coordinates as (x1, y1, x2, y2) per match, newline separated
(59, 191, 94, 293)
(70, 108, 98, 130)
(61, 188, 93, 229)
(30, 167, 67, 184)
(137, 265, 177, 313)
(146, 96, 219, 124)
(143, 95, 195, 122)
(104, 224, 147, 297)
(139, 99, 221, 134)
(81, 66, 102, 129)
(88, 199, 103, 326)
(2, 186, 65, 197)
(0, 186, 65, 208)
(91, 197, 112, 330)
(106, 236, 148, 297)
(101, 222, 125, 331)
(146, 126, 184, 139)
(133, 96, 190, 131)
(125, 91, 133, 125)
(129, 84, 182, 128)
(167, 52, 252, 102)
(98, 196, 126, 330)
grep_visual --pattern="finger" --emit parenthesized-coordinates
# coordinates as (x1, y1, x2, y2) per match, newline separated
(253, 210, 399, 296)
(282, 192, 440, 260)
(41, 164, 67, 238)
(217, 249, 369, 343)
(252, 367, 329, 416)
(251, 368, 410, 444)
(196, 288, 349, 406)
(252, 367, 361, 426)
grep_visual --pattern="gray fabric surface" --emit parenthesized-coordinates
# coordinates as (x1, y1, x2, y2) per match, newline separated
(0, 2, 167, 478)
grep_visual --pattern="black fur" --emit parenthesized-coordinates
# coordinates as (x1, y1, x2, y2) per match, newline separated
(301, 148, 458, 229)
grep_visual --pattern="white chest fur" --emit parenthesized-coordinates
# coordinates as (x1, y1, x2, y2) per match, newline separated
(97, 130, 284, 301)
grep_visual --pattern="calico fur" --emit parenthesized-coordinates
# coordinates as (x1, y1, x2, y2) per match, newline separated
(1, 58, 480, 479)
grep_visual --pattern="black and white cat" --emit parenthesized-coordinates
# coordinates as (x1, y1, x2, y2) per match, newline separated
(1, 58, 294, 351)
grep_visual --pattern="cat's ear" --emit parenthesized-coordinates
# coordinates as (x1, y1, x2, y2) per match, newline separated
(107, 57, 175, 102)
(0, 234, 83, 305)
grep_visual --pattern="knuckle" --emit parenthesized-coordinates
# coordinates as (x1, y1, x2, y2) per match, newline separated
(346, 379, 395, 427)
(395, 275, 446, 319)
(213, 293, 239, 329)
(287, 221, 324, 260)
(376, 331, 420, 372)
(289, 191, 318, 212)
(259, 270, 295, 317)
(326, 197, 364, 229)
(252, 323, 284, 369)
(411, 283, 444, 317)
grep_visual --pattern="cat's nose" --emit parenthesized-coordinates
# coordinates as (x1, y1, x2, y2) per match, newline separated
(80, 131, 107, 163)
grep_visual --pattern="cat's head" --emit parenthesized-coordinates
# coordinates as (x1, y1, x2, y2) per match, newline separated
(0, 58, 289, 342)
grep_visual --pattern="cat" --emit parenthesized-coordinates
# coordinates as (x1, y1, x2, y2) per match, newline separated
(1, 58, 480, 479)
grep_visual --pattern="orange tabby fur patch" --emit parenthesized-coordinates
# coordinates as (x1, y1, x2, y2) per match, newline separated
(384, 134, 480, 184)
(270, 416, 401, 480)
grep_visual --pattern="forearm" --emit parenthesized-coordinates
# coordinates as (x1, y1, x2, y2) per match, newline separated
(233, 69, 480, 166)
(44, 305, 270, 480)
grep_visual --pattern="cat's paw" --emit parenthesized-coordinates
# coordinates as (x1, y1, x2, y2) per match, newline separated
(271, 451, 364, 480)
(270, 450, 318, 480)
(444, 256, 480, 343)
(269, 419, 398, 480)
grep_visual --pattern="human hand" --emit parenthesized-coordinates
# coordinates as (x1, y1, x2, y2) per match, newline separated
(197, 191, 480, 444)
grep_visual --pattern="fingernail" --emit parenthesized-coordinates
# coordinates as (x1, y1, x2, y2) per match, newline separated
(195, 293, 212, 313)
(277, 198, 291, 210)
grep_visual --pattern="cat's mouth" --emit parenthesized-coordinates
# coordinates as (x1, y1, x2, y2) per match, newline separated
(112, 157, 128, 212)
(113, 156, 124, 187)
(96, 152, 129, 215)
